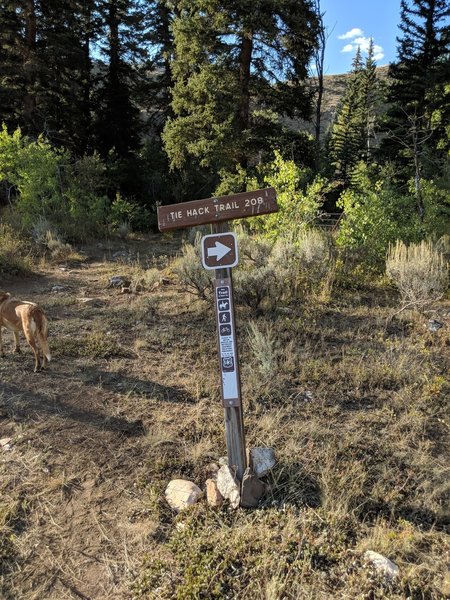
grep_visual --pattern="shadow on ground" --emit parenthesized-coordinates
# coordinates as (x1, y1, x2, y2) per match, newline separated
(0, 380, 146, 436)
(79, 367, 195, 404)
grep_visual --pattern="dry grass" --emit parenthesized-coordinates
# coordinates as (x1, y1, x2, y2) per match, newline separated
(0, 233, 448, 599)
(386, 239, 448, 311)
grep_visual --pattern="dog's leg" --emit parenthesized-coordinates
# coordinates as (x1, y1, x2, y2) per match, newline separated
(13, 331, 21, 353)
(23, 331, 41, 372)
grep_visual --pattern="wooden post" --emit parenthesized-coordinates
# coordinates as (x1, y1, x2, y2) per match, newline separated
(212, 223, 247, 481)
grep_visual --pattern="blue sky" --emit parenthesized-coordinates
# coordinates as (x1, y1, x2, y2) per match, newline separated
(318, 0, 402, 74)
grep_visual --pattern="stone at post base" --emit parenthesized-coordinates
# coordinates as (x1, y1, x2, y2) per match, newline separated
(216, 465, 240, 509)
(249, 447, 276, 478)
(205, 478, 224, 508)
(240, 468, 265, 508)
(165, 479, 202, 512)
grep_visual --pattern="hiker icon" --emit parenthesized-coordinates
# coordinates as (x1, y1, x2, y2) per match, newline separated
(220, 312, 231, 323)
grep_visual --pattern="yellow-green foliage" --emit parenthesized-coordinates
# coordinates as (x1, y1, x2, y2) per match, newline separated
(253, 151, 328, 240)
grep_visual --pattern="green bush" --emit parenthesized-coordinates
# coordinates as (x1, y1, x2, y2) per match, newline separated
(0, 125, 111, 242)
(336, 162, 450, 267)
(172, 233, 213, 300)
(253, 150, 329, 240)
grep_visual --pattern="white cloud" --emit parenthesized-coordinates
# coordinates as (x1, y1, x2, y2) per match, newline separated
(338, 28, 364, 40)
(339, 30, 385, 62)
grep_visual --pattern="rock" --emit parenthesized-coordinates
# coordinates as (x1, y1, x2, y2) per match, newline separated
(51, 285, 69, 293)
(112, 251, 129, 260)
(218, 456, 228, 467)
(107, 275, 131, 289)
(0, 438, 12, 451)
(205, 479, 224, 508)
(77, 297, 103, 306)
(363, 551, 400, 581)
(428, 319, 444, 332)
(216, 465, 240, 509)
(249, 447, 276, 478)
(165, 479, 202, 512)
(240, 468, 265, 508)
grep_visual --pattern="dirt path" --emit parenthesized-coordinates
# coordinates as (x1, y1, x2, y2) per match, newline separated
(0, 236, 203, 599)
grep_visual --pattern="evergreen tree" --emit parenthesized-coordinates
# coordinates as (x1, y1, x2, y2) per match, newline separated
(382, 0, 450, 212)
(36, 0, 90, 149)
(94, 0, 143, 158)
(0, 1, 94, 150)
(162, 0, 318, 192)
(0, 2, 25, 129)
(328, 46, 380, 184)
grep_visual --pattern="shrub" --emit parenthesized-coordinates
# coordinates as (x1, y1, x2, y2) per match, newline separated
(0, 126, 110, 242)
(253, 151, 328, 240)
(247, 320, 278, 380)
(0, 223, 31, 275)
(269, 229, 335, 303)
(386, 239, 448, 309)
(234, 263, 278, 310)
(172, 233, 212, 300)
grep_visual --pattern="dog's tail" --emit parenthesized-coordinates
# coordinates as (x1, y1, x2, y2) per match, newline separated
(30, 306, 51, 362)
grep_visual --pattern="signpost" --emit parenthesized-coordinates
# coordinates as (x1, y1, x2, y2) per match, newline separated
(158, 188, 278, 482)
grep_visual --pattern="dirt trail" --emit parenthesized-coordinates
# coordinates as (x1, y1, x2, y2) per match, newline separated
(0, 236, 195, 600)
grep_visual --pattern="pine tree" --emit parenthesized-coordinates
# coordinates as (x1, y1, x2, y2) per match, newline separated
(382, 0, 450, 201)
(328, 42, 382, 184)
(162, 0, 318, 190)
(0, 2, 25, 129)
(36, 0, 90, 149)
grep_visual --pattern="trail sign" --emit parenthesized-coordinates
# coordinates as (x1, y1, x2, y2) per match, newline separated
(157, 187, 277, 232)
(156, 188, 278, 484)
(201, 232, 238, 270)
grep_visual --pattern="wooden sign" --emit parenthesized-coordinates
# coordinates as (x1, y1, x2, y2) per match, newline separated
(157, 187, 277, 232)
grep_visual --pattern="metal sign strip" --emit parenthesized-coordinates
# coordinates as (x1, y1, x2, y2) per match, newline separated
(214, 277, 241, 407)
(157, 187, 277, 232)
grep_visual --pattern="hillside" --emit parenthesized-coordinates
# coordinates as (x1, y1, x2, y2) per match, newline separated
(297, 65, 390, 138)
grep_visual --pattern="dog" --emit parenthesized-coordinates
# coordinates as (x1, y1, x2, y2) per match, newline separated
(0, 291, 51, 372)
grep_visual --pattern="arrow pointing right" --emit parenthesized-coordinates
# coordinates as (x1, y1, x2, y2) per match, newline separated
(207, 241, 231, 262)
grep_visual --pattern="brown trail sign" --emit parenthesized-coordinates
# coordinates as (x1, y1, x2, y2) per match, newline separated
(157, 189, 278, 484)
(157, 187, 277, 231)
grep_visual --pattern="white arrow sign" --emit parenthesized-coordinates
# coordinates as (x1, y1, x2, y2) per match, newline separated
(208, 241, 231, 262)
(201, 232, 239, 270)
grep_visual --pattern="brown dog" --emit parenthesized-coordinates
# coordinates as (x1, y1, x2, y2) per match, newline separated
(0, 291, 51, 372)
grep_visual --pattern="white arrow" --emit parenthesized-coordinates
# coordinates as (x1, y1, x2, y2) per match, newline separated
(207, 241, 231, 261)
